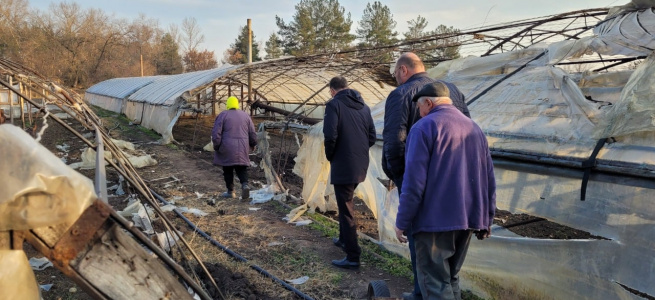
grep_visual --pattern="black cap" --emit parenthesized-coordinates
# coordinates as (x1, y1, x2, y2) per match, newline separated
(411, 81, 450, 102)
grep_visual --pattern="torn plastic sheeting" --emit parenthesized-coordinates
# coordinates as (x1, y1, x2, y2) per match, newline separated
(0, 250, 40, 300)
(0, 125, 95, 231)
(156, 231, 183, 252)
(68, 147, 158, 170)
(39, 284, 53, 291)
(132, 204, 155, 235)
(285, 276, 309, 285)
(593, 53, 655, 139)
(249, 186, 276, 204)
(175, 206, 209, 217)
(594, 8, 655, 57)
(28, 257, 53, 271)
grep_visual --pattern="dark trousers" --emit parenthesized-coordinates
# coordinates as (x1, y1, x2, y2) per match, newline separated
(393, 176, 421, 298)
(334, 183, 361, 262)
(223, 165, 248, 192)
(414, 230, 473, 300)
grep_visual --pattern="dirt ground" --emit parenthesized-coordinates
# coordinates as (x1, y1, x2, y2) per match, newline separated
(15, 111, 604, 300)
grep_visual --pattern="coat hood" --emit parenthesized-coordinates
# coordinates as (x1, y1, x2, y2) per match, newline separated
(334, 89, 365, 110)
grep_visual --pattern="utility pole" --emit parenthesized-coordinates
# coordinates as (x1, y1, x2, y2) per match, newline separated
(247, 18, 252, 110)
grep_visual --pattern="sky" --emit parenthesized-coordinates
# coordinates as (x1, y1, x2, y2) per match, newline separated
(29, 0, 625, 59)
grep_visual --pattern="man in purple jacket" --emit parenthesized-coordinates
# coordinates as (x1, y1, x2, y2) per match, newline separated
(395, 82, 496, 300)
(323, 76, 376, 269)
(383, 52, 470, 300)
(212, 96, 258, 199)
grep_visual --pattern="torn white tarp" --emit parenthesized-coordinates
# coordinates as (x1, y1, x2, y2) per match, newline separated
(69, 143, 157, 170)
(0, 125, 96, 230)
(595, 7, 655, 56)
(0, 125, 96, 300)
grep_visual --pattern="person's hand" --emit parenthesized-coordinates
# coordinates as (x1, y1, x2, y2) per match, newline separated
(475, 226, 492, 240)
(395, 226, 407, 243)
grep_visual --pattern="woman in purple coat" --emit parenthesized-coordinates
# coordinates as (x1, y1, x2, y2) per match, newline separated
(211, 96, 258, 199)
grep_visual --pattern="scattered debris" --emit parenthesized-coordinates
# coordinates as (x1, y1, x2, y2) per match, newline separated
(28, 257, 53, 271)
(267, 242, 284, 247)
(156, 231, 183, 252)
(285, 276, 309, 285)
(249, 185, 276, 204)
(39, 284, 53, 291)
(248, 207, 261, 211)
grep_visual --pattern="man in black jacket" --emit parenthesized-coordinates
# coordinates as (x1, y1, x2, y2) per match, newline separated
(383, 52, 470, 300)
(323, 76, 377, 269)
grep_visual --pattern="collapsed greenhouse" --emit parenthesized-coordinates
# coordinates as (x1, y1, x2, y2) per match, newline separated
(2, 1, 655, 299)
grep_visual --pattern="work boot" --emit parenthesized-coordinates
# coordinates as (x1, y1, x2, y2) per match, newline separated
(331, 257, 359, 269)
(241, 184, 250, 200)
(221, 191, 236, 199)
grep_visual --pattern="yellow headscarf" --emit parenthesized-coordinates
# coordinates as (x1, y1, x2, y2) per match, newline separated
(226, 96, 239, 110)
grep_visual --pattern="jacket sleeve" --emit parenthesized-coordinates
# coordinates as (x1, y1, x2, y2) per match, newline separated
(382, 89, 408, 178)
(247, 117, 258, 148)
(485, 142, 496, 226)
(323, 101, 338, 161)
(395, 127, 429, 231)
(367, 108, 376, 148)
(211, 113, 224, 151)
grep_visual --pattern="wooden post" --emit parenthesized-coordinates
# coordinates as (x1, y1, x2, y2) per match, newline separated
(19, 81, 25, 129)
(28, 87, 33, 125)
(196, 93, 201, 114)
(211, 83, 216, 116)
(8, 76, 13, 124)
(247, 19, 253, 106)
(240, 84, 244, 110)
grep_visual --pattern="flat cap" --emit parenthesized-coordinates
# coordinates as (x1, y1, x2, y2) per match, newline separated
(412, 81, 450, 102)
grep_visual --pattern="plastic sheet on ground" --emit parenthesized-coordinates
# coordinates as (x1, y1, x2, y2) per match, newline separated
(28, 257, 53, 271)
(249, 185, 277, 204)
(156, 231, 183, 252)
(285, 276, 309, 285)
(69, 142, 158, 170)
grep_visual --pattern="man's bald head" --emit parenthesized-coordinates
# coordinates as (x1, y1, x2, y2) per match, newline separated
(393, 52, 426, 84)
(396, 52, 425, 72)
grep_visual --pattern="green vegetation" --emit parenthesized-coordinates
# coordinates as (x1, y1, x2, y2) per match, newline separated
(90, 105, 161, 139)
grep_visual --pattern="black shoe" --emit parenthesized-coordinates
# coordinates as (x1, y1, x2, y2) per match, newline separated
(331, 257, 359, 269)
(241, 184, 250, 200)
(332, 238, 346, 251)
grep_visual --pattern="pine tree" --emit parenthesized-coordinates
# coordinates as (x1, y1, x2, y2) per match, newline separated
(423, 24, 461, 62)
(356, 1, 397, 47)
(404, 15, 428, 40)
(275, 0, 354, 56)
(265, 33, 283, 60)
(403, 17, 461, 65)
(224, 26, 261, 65)
(154, 33, 183, 75)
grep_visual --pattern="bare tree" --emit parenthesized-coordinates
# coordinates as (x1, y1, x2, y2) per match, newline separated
(180, 17, 204, 53)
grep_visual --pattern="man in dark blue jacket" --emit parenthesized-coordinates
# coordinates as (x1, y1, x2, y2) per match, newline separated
(323, 76, 377, 269)
(395, 82, 496, 300)
(382, 52, 470, 299)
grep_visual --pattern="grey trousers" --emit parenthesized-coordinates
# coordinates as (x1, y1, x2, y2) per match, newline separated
(414, 230, 473, 300)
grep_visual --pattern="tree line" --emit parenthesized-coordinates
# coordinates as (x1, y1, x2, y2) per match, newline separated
(0, 0, 216, 88)
(0, 0, 460, 88)
(225, 0, 461, 66)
